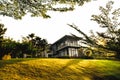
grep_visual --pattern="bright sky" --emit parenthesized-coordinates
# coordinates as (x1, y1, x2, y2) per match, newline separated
(0, 0, 120, 43)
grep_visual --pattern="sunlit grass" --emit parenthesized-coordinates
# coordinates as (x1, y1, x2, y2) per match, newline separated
(0, 58, 120, 80)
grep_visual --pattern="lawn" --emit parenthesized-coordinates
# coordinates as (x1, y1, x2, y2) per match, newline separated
(0, 58, 120, 80)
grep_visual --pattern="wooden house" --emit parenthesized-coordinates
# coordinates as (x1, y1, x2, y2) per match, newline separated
(50, 35, 81, 57)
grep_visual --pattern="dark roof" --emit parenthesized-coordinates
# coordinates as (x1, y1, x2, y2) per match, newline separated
(51, 35, 80, 46)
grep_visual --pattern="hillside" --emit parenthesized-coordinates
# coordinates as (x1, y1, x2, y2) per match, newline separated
(0, 58, 120, 80)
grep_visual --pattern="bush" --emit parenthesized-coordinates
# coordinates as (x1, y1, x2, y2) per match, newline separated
(2, 54, 11, 60)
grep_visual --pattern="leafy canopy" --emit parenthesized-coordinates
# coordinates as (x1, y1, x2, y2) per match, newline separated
(0, 0, 91, 19)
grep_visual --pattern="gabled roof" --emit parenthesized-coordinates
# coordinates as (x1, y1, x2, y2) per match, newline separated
(51, 35, 80, 46)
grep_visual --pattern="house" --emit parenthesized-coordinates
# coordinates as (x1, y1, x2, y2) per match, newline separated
(50, 35, 81, 57)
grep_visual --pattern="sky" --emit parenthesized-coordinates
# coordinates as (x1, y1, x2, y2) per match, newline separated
(0, 0, 120, 44)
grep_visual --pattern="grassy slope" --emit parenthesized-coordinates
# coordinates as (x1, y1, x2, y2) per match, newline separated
(0, 58, 120, 80)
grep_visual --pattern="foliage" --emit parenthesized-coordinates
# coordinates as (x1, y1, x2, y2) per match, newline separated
(0, 23, 7, 44)
(0, 23, 7, 59)
(68, 24, 95, 47)
(22, 33, 49, 57)
(69, 1, 120, 59)
(0, 32, 49, 59)
(0, 38, 20, 59)
(91, 1, 120, 58)
(2, 54, 11, 60)
(0, 0, 91, 19)
(1, 38, 16, 54)
(0, 58, 120, 80)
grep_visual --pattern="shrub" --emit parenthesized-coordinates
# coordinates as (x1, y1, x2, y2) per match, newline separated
(2, 54, 11, 60)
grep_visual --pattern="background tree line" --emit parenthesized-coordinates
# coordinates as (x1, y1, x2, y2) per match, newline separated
(0, 24, 49, 59)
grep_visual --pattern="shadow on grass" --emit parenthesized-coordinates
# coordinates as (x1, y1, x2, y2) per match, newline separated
(79, 65, 120, 80)
(57, 59, 81, 72)
(0, 58, 37, 68)
(56, 59, 120, 80)
(92, 75, 120, 80)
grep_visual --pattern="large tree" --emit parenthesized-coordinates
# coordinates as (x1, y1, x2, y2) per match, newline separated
(70, 1, 120, 58)
(0, 0, 91, 19)
(0, 23, 7, 59)
(91, 1, 120, 58)
(69, 1, 120, 59)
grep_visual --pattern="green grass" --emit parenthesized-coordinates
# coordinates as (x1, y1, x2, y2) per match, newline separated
(0, 58, 120, 80)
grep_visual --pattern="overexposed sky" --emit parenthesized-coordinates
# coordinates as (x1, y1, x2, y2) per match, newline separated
(0, 0, 120, 43)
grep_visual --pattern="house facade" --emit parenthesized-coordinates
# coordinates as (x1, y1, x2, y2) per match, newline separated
(50, 35, 81, 57)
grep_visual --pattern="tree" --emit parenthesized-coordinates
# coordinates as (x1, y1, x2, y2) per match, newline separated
(23, 33, 48, 57)
(1, 38, 16, 54)
(0, 23, 7, 59)
(0, 0, 91, 19)
(40, 39, 48, 57)
(91, 1, 120, 58)
(69, 1, 120, 59)
(0, 37, 22, 59)
(0, 23, 7, 44)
